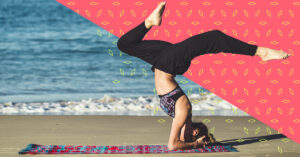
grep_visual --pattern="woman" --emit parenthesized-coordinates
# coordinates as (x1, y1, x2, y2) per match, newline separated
(117, 2, 290, 150)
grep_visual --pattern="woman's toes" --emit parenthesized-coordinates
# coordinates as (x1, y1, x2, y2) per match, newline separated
(146, 2, 166, 27)
(259, 48, 290, 62)
(279, 50, 290, 59)
(283, 53, 291, 59)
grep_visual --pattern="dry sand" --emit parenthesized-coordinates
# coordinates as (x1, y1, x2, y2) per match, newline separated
(0, 115, 299, 157)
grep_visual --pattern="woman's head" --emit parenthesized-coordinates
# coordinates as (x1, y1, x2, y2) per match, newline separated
(184, 121, 216, 144)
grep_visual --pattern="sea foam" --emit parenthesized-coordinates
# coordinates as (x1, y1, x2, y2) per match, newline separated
(0, 92, 249, 116)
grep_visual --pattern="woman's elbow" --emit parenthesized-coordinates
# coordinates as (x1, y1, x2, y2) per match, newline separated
(168, 143, 176, 151)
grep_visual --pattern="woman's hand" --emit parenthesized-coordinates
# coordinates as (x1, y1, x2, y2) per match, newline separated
(194, 135, 208, 148)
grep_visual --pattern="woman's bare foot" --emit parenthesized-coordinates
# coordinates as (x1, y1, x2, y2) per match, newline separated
(255, 46, 291, 62)
(145, 1, 166, 29)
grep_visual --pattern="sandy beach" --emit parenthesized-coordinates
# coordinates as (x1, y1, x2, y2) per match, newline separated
(0, 115, 299, 157)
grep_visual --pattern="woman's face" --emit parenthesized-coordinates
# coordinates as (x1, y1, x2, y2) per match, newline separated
(180, 123, 200, 141)
(193, 128, 200, 137)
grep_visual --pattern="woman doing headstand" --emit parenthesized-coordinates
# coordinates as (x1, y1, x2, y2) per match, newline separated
(117, 2, 290, 150)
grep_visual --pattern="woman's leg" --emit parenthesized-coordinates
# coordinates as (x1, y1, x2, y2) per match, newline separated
(117, 2, 170, 65)
(117, 21, 172, 65)
(117, 1, 166, 48)
(117, 21, 152, 49)
(151, 30, 261, 75)
(171, 30, 258, 61)
(171, 30, 290, 62)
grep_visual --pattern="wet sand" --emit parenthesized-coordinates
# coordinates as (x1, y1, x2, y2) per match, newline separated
(0, 115, 299, 157)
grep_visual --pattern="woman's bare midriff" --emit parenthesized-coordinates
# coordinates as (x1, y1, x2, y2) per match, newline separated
(154, 68, 178, 95)
(155, 68, 192, 119)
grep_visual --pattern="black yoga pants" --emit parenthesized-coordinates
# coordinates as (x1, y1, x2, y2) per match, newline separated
(117, 21, 258, 76)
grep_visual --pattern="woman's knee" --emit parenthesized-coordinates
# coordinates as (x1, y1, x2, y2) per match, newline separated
(210, 29, 224, 36)
(117, 37, 128, 52)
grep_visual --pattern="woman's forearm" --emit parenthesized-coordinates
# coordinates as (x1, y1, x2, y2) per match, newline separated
(171, 140, 196, 150)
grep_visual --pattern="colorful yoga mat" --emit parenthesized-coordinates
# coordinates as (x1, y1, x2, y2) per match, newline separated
(19, 144, 238, 154)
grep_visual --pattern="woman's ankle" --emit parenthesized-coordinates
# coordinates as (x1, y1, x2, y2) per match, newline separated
(255, 47, 265, 57)
(145, 20, 152, 29)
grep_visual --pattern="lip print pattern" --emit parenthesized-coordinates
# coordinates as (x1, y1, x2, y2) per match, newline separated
(160, 97, 175, 118)
(159, 88, 182, 118)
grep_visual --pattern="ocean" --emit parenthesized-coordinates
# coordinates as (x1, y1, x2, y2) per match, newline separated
(0, 0, 249, 116)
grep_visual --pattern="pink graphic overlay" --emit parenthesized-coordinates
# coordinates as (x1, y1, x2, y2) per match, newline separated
(56, 0, 300, 144)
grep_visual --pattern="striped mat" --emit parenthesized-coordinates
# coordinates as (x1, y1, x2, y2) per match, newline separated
(19, 144, 238, 154)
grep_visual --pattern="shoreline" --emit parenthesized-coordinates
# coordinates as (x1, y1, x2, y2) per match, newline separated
(0, 93, 250, 116)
